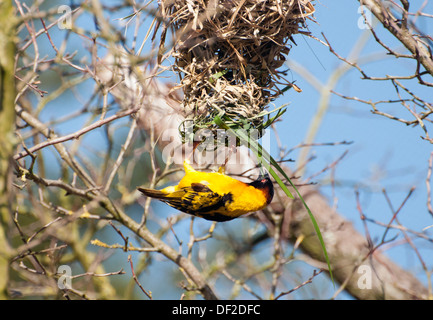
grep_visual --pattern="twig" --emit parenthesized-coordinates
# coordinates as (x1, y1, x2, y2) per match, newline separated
(381, 187, 416, 245)
(427, 152, 433, 217)
(221, 269, 263, 300)
(14, 107, 140, 161)
(187, 218, 216, 259)
(104, 119, 137, 193)
(69, 269, 125, 279)
(128, 255, 152, 299)
(15, 104, 97, 189)
(274, 269, 323, 300)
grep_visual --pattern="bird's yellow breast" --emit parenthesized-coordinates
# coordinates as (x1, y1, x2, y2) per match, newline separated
(175, 164, 268, 215)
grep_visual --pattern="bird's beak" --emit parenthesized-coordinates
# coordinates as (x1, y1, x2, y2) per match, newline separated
(258, 164, 270, 180)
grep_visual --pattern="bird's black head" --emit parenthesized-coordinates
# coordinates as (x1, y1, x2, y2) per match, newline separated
(249, 170, 274, 204)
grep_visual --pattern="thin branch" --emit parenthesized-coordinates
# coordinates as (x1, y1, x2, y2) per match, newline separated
(274, 269, 323, 300)
(14, 106, 140, 161)
(128, 255, 152, 299)
(427, 151, 433, 217)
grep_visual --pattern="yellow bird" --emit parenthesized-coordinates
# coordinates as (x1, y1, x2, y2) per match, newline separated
(137, 160, 274, 222)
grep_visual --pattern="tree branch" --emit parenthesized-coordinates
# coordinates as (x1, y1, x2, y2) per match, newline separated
(359, 0, 433, 76)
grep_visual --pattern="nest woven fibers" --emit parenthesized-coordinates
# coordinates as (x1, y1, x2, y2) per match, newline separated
(157, 0, 315, 144)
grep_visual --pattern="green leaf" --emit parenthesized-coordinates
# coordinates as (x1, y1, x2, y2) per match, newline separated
(209, 69, 228, 83)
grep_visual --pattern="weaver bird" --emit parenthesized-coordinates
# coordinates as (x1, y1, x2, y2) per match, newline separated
(138, 160, 274, 222)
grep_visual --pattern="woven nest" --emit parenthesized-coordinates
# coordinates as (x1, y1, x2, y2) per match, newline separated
(157, 0, 315, 143)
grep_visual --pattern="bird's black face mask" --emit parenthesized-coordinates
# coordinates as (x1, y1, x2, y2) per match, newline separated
(249, 168, 274, 204)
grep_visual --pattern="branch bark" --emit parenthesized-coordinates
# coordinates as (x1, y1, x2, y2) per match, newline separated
(359, 0, 433, 76)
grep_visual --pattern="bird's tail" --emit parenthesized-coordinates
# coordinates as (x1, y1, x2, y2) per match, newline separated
(137, 187, 170, 200)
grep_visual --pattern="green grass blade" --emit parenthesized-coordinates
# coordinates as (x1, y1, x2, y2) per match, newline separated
(213, 114, 334, 285)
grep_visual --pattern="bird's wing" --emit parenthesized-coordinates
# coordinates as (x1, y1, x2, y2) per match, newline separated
(166, 183, 235, 221)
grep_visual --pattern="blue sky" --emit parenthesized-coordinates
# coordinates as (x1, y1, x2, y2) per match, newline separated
(279, 0, 433, 284)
